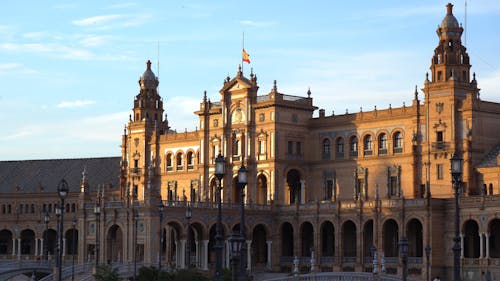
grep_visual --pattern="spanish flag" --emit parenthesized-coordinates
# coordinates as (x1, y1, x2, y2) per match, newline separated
(242, 48, 251, 64)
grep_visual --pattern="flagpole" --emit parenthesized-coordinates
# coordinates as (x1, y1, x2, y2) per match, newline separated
(242, 31, 245, 73)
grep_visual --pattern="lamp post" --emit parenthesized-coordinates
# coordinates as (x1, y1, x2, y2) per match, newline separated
(229, 232, 243, 281)
(44, 212, 50, 264)
(57, 179, 69, 281)
(399, 238, 408, 281)
(158, 204, 164, 272)
(451, 153, 463, 281)
(55, 205, 62, 280)
(71, 217, 77, 281)
(214, 154, 225, 281)
(94, 202, 101, 268)
(237, 164, 248, 281)
(425, 244, 431, 281)
(133, 209, 139, 281)
(185, 204, 192, 269)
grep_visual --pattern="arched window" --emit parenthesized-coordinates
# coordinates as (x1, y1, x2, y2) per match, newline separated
(378, 133, 387, 155)
(393, 132, 403, 153)
(363, 135, 373, 156)
(349, 136, 358, 157)
(187, 151, 194, 170)
(336, 137, 344, 159)
(176, 152, 183, 170)
(322, 139, 330, 160)
(166, 154, 173, 171)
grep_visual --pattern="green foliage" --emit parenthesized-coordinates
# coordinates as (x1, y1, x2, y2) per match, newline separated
(93, 264, 120, 281)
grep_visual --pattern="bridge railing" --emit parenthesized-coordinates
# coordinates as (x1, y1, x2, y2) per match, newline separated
(263, 272, 423, 281)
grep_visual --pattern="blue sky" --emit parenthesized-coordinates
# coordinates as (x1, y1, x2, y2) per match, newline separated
(1, 1, 499, 160)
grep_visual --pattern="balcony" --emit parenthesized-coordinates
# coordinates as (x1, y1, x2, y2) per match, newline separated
(129, 167, 141, 176)
(432, 141, 450, 152)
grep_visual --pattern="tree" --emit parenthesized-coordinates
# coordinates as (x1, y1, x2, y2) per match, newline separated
(93, 264, 120, 281)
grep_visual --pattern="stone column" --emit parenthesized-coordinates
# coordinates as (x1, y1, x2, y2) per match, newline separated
(179, 240, 186, 269)
(485, 233, 490, 258)
(195, 241, 199, 267)
(35, 238, 39, 256)
(246, 240, 252, 271)
(12, 239, 16, 256)
(460, 234, 464, 258)
(266, 241, 272, 269)
(202, 240, 209, 270)
(479, 233, 484, 258)
(40, 238, 44, 257)
(63, 238, 66, 257)
(17, 238, 21, 260)
(225, 240, 230, 268)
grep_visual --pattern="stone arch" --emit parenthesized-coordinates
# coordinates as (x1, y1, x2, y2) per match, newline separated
(342, 220, 357, 257)
(320, 221, 335, 257)
(252, 224, 268, 266)
(106, 224, 123, 263)
(286, 169, 302, 204)
(363, 220, 374, 258)
(20, 229, 35, 255)
(281, 222, 294, 257)
(232, 176, 241, 204)
(209, 177, 218, 203)
(208, 222, 227, 265)
(65, 227, 78, 256)
(407, 218, 423, 257)
(382, 219, 399, 257)
(300, 221, 314, 257)
(256, 173, 268, 205)
(45, 229, 57, 256)
(167, 220, 184, 268)
(463, 219, 480, 258)
(488, 218, 500, 258)
(0, 229, 13, 255)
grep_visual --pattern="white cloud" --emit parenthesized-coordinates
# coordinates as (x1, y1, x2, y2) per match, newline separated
(0, 130, 34, 141)
(478, 70, 500, 101)
(106, 2, 137, 9)
(0, 43, 94, 60)
(57, 100, 96, 108)
(165, 96, 200, 131)
(0, 63, 37, 75)
(72, 14, 124, 26)
(78, 35, 112, 47)
(239, 20, 275, 27)
(72, 13, 152, 29)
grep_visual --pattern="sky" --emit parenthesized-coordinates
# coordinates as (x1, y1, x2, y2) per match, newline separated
(1, 1, 499, 161)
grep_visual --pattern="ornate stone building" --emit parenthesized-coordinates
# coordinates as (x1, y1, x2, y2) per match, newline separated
(1, 3, 499, 281)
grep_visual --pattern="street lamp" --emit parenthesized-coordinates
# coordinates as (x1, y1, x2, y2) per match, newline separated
(158, 204, 165, 272)
(57, 179, 69, 281)
(44, 211, 50, 264)
(425, 244, 431, 281)
(399, 238, 408, 281)
(229, 232, 243, 281)
(71, 217, 77, 281)
(94, 202, 101, 268)
(214, 154, 225, 281)
(237, 164, 248, 281)
(451, 152, 463, 281)
(55, 205, 62, 281)
(185, 204, 192, 269)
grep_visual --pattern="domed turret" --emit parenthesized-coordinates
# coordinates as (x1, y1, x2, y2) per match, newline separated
(139, 60, 159, 90)
(436, 3, 463, 41)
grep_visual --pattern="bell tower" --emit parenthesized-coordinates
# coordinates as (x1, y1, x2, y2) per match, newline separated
(422, 3, 480, 197)
(121, 60, 166, 202)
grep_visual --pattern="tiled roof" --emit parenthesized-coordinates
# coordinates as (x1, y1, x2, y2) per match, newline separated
(0, 157, 120, 194)
(477, 143, 500, 168)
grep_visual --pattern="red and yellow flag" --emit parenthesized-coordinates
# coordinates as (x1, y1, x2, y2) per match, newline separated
(242, 48, 251, 63)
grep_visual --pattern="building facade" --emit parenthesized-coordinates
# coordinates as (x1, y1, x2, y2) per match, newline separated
(1, 3, 500, 281)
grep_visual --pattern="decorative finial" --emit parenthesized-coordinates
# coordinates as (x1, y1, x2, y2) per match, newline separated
(446, 3, 453, 15)
(272, 80, 278, 93)
(425, 72, 429, 82)
(146, 60, 152, 70)
(238, 64, 242, 76)
(374, 105, 377, 111)
(203, 90, 207, 102)
(389, 104, 392, 109)
(360, 107, 362, 112)
(414, 85, 418, 100)
(346, 108, 348, 114)
(307, 87, 311, 98)
(472, 72, 476, 83)
(250, 67, 254, 77)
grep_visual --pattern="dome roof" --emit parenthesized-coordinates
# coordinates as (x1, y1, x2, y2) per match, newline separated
(139, 60, 158, 90)
(441, 3, 459, 29)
